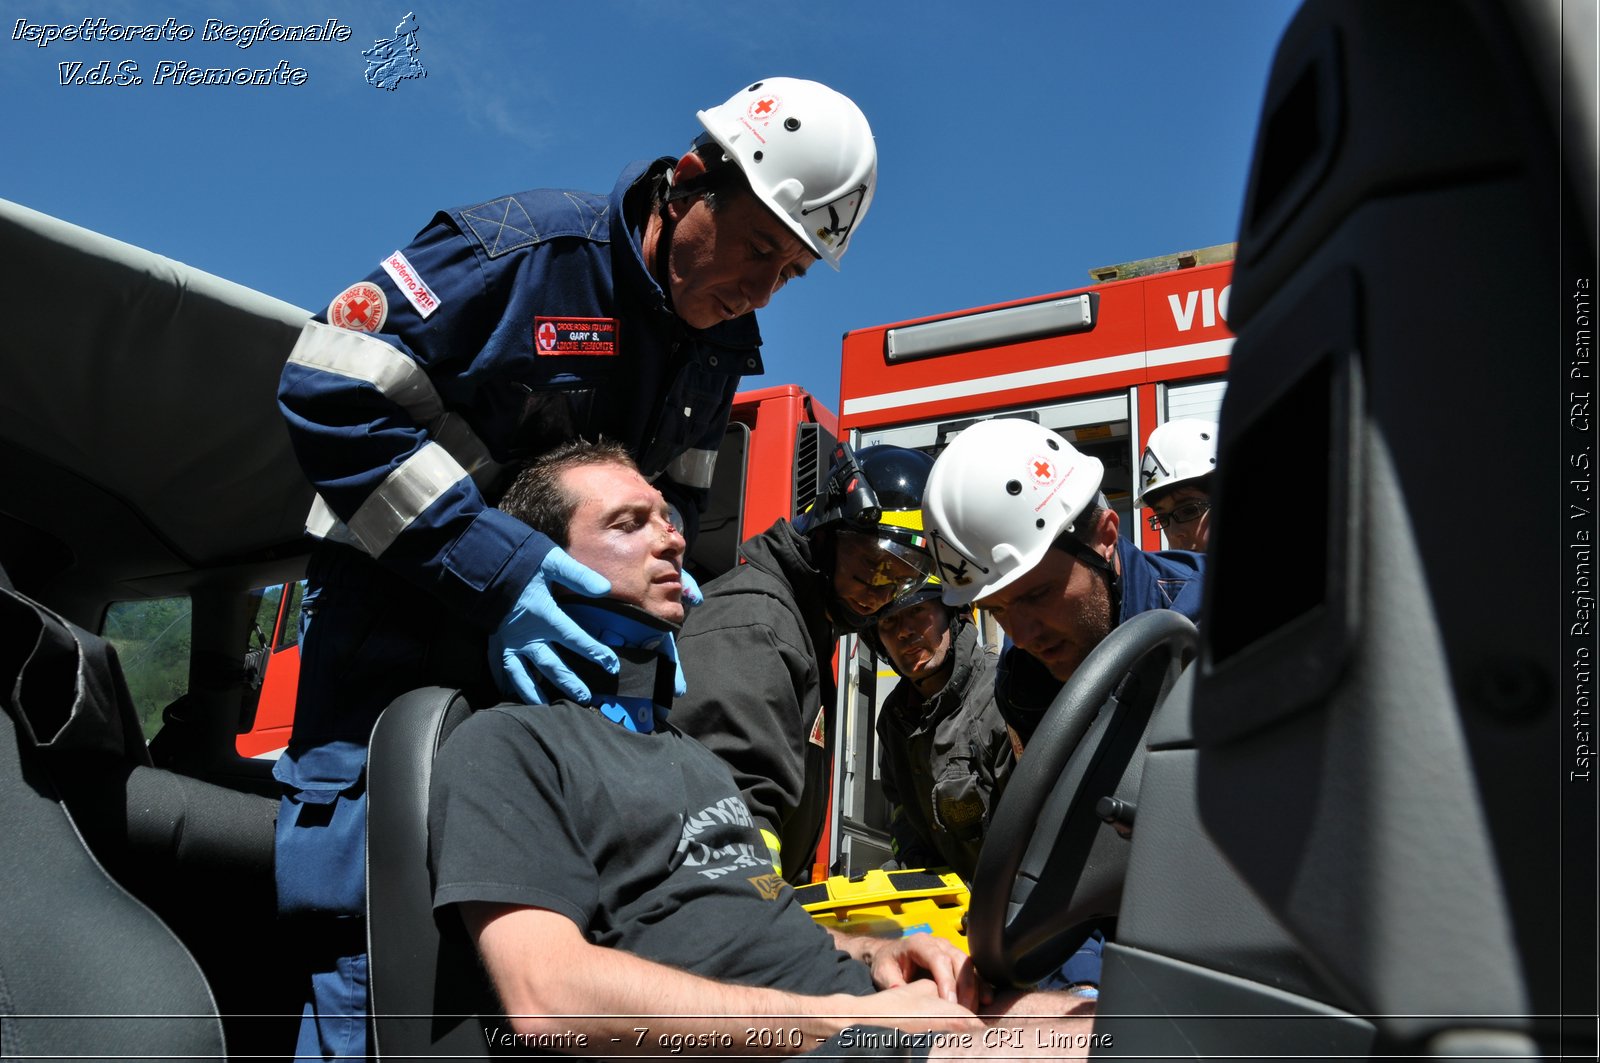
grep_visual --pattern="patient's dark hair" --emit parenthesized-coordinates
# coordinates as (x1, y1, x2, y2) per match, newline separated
(499, 440, 639, 547)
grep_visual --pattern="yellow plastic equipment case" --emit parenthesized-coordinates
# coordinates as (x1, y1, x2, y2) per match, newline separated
(797, 869, 970, 954)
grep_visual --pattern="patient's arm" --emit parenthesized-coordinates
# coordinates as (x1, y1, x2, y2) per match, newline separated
(465, 902, 983, 1057)
(825, 929, 986, 1009)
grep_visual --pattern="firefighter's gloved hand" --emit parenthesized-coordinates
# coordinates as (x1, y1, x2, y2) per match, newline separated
(492, 548, 614, 704)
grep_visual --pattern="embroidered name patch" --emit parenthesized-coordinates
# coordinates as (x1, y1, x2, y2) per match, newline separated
(327, 281, 387, 333)
(380, 250, 441, 319)
(534, 316, 619, 356)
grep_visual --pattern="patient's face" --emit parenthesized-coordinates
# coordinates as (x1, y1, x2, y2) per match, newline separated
(561, 463, 687, 624)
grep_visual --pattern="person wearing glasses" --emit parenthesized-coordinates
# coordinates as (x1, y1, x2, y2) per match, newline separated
(1135, 420, 1218, 553)
(671, 445, 938, 885)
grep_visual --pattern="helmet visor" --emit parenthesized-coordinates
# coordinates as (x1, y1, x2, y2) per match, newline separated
(832, 530, 936, 622)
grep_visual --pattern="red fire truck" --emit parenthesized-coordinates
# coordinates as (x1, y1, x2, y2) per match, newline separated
(235, 246, 1237, 881)
(822, 246, 1236, 874)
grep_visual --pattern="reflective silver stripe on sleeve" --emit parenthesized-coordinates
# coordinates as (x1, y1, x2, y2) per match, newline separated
(303, 417, 500, 548)
(342, 443, 470, 557)
(293, 323, 508, 552)
(287, 320, 444, 425)
(304, 494, 364, 548)
(432, 411, 505, 492)
(665, 446, 719, 490)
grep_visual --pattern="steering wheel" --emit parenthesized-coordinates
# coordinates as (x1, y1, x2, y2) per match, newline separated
(968, 608, 1198, 986)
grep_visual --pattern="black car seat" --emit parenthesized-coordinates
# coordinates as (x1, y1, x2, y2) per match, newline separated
(1096, 0, 1595, 1059)
(0, 573, 226, 1058)
(366, 686, 500, 1059)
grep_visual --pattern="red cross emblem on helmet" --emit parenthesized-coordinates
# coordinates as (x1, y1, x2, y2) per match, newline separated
(1030, 458, 1055, 485)
(747, 94, 782, 122)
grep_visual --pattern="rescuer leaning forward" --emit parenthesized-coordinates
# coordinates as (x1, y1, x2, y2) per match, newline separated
(273, 78, 878, 1060)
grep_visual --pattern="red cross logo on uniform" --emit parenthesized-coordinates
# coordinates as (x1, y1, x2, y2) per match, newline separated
(537, 321, 558, 351)
(328, 281, 386, 334)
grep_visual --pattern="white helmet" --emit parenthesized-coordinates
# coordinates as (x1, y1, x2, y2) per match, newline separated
(923, 419, 1106, 606)
(1135, 419, 1218, 504)
(696, 78, 877, 269)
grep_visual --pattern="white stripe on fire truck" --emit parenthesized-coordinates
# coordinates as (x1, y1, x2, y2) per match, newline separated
(1144, 336, 1234, 368)
(840, 337, 1234, 417)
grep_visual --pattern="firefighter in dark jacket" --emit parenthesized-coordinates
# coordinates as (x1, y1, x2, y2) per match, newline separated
(868, 581, 1012, 881)
(673, 444, 937, 883)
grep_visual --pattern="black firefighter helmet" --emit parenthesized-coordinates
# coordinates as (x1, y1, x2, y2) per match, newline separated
(796, 443, 937, 630)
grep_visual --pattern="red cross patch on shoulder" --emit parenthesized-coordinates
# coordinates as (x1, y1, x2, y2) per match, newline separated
(328, 282, 387, 333)
(534, 316, 619, 356)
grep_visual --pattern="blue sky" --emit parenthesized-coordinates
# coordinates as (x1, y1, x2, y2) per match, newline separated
(2, 0, 1300, 408)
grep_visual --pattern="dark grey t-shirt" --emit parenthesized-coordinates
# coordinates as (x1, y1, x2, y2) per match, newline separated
(429, 702, 874, 997)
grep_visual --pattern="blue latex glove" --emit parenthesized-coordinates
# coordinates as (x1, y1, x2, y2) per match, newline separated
(491, 547, 614, 704)
(671, 569, 700, 696)
(680, 566, 704, 609)
(671, 634, 688, 699)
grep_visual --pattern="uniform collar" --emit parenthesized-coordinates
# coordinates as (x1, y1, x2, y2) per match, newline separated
(1113, 536, 1203, 622)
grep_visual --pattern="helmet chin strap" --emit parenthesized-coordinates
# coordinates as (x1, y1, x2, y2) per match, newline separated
(1054, 533, 1123, 627)
(650, 169, 682, 313)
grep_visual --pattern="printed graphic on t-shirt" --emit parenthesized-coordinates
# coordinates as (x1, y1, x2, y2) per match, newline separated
(534, 316, 619, 356)
(748, 872, 786, 901)
(676, 796, 769, 882)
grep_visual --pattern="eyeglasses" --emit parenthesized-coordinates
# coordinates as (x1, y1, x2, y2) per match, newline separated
(1146, 500, 1211, 531)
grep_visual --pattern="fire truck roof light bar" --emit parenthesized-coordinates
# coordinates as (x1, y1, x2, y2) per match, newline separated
(884, 294, 1094, 364)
